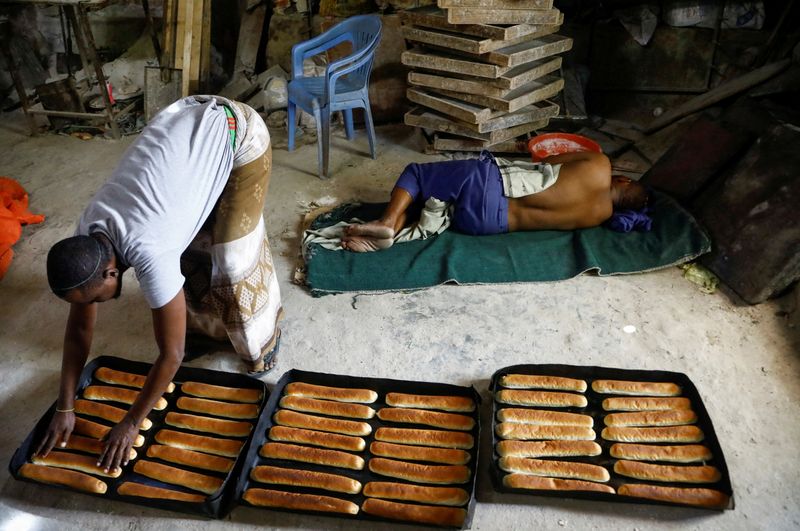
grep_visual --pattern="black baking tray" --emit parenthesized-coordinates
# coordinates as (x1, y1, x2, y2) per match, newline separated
(9, 355, 269, 518)
(488, 364, 734, 510)
(234, 369, 482, 528)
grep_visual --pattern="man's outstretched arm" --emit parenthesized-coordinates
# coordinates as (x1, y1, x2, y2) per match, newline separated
(97, 289, 186, 472)
(36, 302, 97, 456)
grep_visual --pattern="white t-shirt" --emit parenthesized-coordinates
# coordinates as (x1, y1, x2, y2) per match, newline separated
(77, 97, 235, 308)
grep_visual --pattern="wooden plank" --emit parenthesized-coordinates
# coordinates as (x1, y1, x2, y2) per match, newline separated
(401, 23, 558, 55)
(409, 57, 561, 97)
(161, 0, 176, 68)
(188, 0, 203, 94)
(439, 0, 552, 8)
(233, 3, 267, 76)
(447, 8, 562, 25)
(644, 59, 791, 134)
(401, 6, 542, 41)
(407, 87, 494, 124)
(402, 48, 508, 79)
(433, 132, 538, 153)
(180, 0, 194, 96)
(174, 0, 186, 71)
(199, 0, 211, 91)
(428, 75, 564, 112)
(484, 33, 572, 68)
(405, 102, 556, 139)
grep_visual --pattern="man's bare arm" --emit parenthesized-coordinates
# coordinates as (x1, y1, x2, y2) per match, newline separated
(98, 289, 186, 472)
(36, 302, 97, 456)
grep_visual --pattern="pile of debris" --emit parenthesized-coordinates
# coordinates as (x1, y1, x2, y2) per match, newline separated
(400, 3, 572, 153)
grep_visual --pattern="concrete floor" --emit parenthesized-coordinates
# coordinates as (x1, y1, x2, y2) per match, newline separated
(0, 112, 799, 531)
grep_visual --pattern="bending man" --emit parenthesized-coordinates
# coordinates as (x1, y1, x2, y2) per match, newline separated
(341, 151, 647, 251)
(40, 96, 283, 472)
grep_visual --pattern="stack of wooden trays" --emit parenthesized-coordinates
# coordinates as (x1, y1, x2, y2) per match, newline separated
(400, 3, 572, 153)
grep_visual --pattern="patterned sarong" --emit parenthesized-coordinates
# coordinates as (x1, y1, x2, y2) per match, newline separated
(181, 100, 282, 372)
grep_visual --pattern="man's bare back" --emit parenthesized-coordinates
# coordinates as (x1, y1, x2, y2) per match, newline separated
(508, 152, 613, 231)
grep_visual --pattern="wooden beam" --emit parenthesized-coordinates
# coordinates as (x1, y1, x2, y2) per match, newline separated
(233, 3, 267, 76)
(402, 48, 508, 79)
(405, 104, 556, 140)
(401, 6, 541, 41)
(401, 23, 558, 55)
(428, 75, 564, 112)
(447, 8, 562, 25)
(199, 0, 211, 91)
(408, 56, 561, 97)
(438, 0, 553, 7)
(644, 59, 792, 134)
(180, 0, 194, 96)
(174, 0, 186, 71)
(188, 0, 203, 94)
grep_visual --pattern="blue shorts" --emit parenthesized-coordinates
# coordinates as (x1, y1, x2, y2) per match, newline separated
(394, 151, 508, 235)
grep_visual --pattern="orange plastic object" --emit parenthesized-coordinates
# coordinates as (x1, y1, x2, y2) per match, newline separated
(0, 177, 45, 280)
(527, 133, 602, 162)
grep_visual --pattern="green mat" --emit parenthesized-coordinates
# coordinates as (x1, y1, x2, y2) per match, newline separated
(304, 191, 710, 296)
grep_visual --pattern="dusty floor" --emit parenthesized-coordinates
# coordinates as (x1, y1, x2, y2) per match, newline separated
(0, 111, 799, 531)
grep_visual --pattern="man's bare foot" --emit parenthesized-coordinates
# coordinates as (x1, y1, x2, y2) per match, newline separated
(341, 234, 394, 252)
(344, 221, 395, 239)
(341, 221, 395, 252)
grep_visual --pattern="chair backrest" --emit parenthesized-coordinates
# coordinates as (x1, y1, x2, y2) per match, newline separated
(336, 15, 382, 86)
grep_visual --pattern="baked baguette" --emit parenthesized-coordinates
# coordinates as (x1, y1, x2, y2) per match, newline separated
(279, 396, 375, 419)
(19, 463, 107, 494)
(375, 428, 474, 449)
(499, 457, 610, 483)
(602, 426, 704, 443)
(74, 399, 152, 430)
(610, 443, 713, 463)
(134, 460, 223, 495)
(63, 434, 137, 460)
(370, 441, 470, 465)
(361, 498, 466, 527)
(273, 409, 371, 436)
(268, 425, 365, 452)
(618, 483, 729, 509)
(176, 397, 259, 419)
(147, 444, 234, 473)
(155, 429, 244, 458)
(592, 379, 682, 396)
(165, 412, 252, 437)
(602, 397, 692, 411)
(364, 481, 469, 507)
(496, 390, 587, 408)
(117, 482, 205, 502)
(377, 407, 474, 431)
(496, 440, 602, 458)
(499, 374, 587, 392)
(369, 457, 470, 485)
(181, 381, 262, 403)
(73, 417, 145, 447)
(260, 442, 365, 470)
(83, 385, 167, 410)
(384, 393, 475, 413)
(497, 408, 593, 427)
(495, 423, 596, 441)
(284, 382, 378, 404)
(32, 450, 122, 478)
(605, 409, 697, 427)
(614, 460, 722, 483)
(503, 473, 615, 494)
(250, 465, 362, 494)
(94, 367, 176, 393)
(243, 488, 359, 515)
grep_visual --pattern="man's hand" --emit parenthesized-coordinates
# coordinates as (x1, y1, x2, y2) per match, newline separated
(98, 417, 138, 473)
(35, 410, 75, 457)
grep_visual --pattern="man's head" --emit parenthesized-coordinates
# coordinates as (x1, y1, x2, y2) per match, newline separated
(46, 234, 122, 304)
(611, 175, 649, 211)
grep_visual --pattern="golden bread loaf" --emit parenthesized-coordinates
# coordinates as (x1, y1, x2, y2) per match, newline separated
(176, 397, 259, 419)
(361, 498, 466, 527)
(503, 473, 615, 493)
(499, 457, 610, 482)
(279, 395, 375, 419)
(181, 382, 262, 403)
(370, 441, 470, 465)
(496, 440, 602, 458)
(133, 460, 223, 495)
(363, 481, 469, 506)
(618, 483, 729, 509)
(243, 488, 359, 514)
(592, 380, 681, 396)
(250, 465, 362, 494)
(259, 442, 365, 470)
(284, 382, 378, 403)
(609, 443, 713, 463)
(495, 390, 587, 408)
(117, 481, 205, 502)
(154, 429, 243, 458)
(19, 463, 107, 494)
(267, 425, 365, 452)
(94, 367, 175, 393)
(374, 428, 474, 449)
(146, 444, 234, 473)
(384, 393, 475, 412)
(377, 407, 474, 431)
(368, 457, 470, 485)
(499, 374, 587, 392)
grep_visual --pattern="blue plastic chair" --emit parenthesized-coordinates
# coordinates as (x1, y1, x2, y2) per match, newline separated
(287, 15, 382, 178)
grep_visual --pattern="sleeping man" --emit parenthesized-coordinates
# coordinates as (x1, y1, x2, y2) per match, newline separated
(341, 151, 648, 252)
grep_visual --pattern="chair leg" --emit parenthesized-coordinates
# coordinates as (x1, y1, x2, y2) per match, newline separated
(321, 108, 332, 178)
(287, 101, 297, 152)
(363, 101, 377, 159)
(313, 106, 324, 178)
(343, 109, 355, 141)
